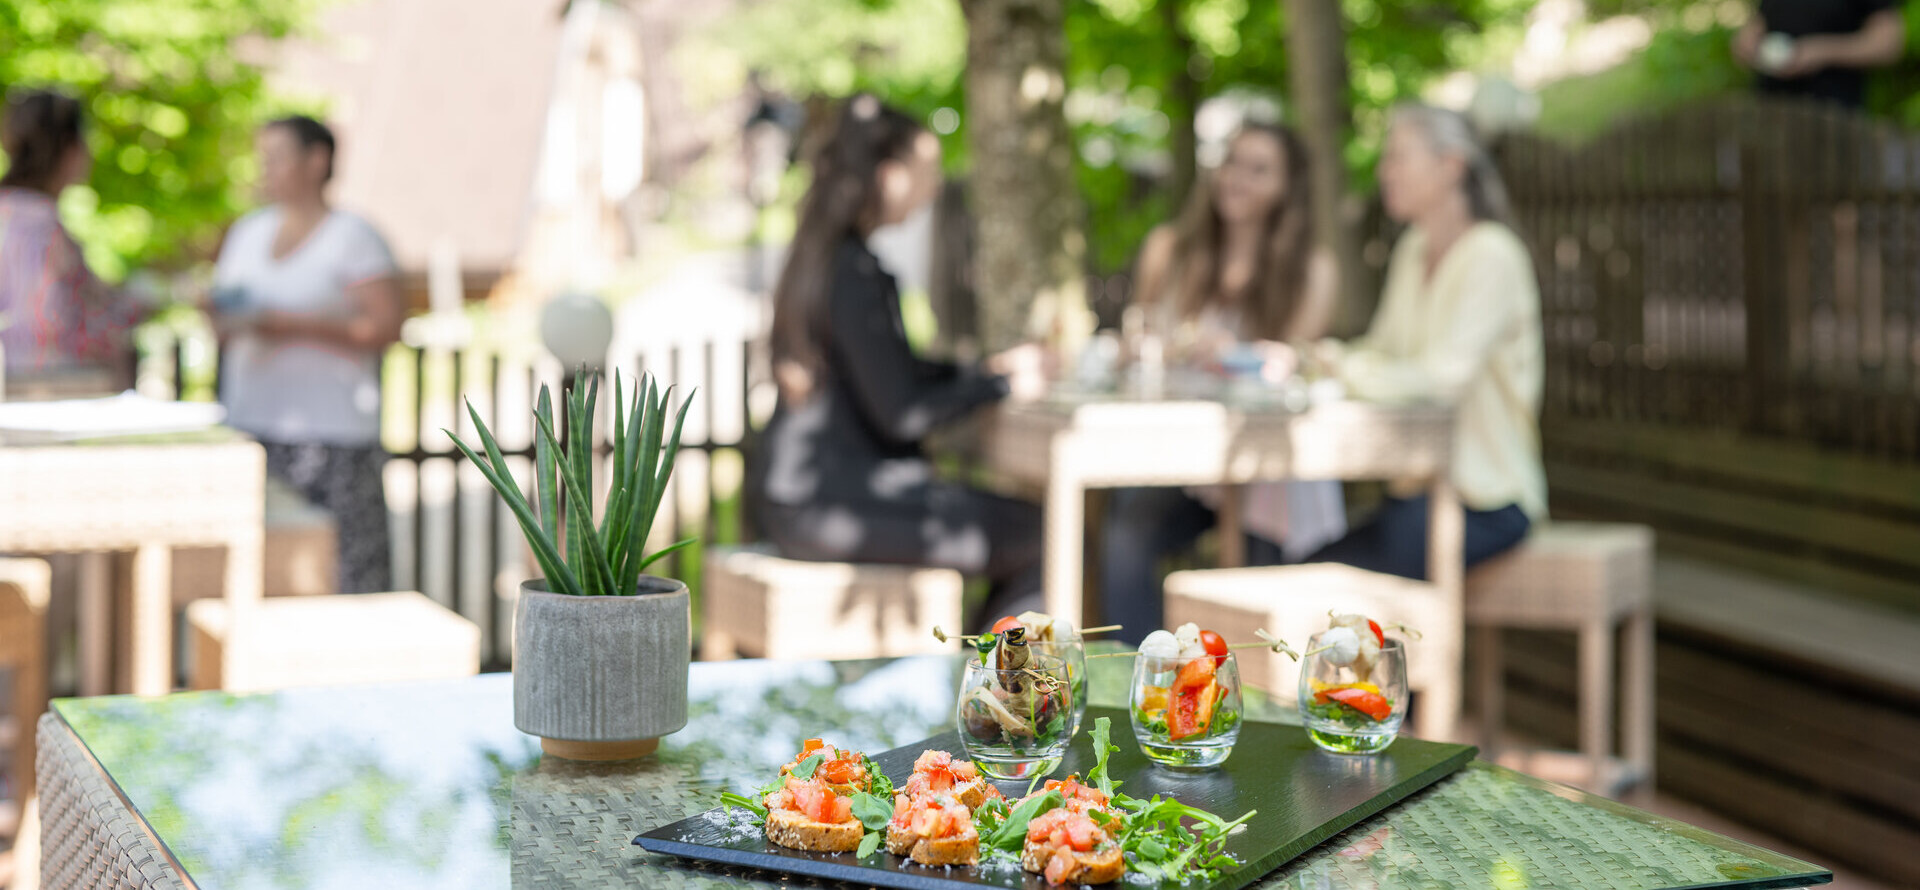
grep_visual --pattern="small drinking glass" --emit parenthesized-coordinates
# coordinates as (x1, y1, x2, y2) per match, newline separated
(1129, 650, 1243, 769)
(1029, 636, 1087, 741)
(1297, 635, 1410, 754)
(955, 653, 1074, 780)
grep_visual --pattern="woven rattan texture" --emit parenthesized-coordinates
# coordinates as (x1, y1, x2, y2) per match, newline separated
(1269, 764, 1790, 889)
(36, 713, 185, 890)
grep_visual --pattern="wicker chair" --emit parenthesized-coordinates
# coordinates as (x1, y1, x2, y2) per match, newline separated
(0, 558, 50, 819)
(1467, 521, 1655, 795)
(701, 545, 963, 660)
(1164, 563, 1463, 741)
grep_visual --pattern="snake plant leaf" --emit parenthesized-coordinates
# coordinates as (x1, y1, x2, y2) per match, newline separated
(534, 387, 560, 555)
(445, 425, 578, 597)
(536, 410, 619, 597)
(635, 536, 697, 573)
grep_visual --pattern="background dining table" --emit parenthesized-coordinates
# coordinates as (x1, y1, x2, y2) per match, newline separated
(0, 426, 264, 697)
(984, 385, 1463, 736)
(34, 649, 1828, 890)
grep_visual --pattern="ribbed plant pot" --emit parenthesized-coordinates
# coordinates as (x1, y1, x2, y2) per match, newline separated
(513, 576, 690, 761)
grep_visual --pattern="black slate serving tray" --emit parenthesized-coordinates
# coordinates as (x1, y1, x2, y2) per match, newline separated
(635, 707, 1476, 889)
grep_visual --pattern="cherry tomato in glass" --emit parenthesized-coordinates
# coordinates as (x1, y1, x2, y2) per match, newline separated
(1199, 629, 1228, 666)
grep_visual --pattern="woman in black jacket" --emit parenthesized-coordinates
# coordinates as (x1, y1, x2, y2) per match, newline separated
(749, 95, 1047, 627)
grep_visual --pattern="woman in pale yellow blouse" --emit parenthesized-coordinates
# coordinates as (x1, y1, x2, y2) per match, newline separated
(1306, 104, 1545, 579)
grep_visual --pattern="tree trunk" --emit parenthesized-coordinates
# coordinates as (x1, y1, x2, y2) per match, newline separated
(1283, 0, 1371, 335)
(962, 0, 1091, 353)
(1163, 0, 1198, 211)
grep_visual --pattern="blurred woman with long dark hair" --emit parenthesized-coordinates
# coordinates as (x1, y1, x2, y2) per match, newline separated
(0, 89, 139, 383)
(749, 95, 1048, 627)
(1100, 123, 1345, 644)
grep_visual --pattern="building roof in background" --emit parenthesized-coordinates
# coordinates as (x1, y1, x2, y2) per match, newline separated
(268, 0, 566, 273)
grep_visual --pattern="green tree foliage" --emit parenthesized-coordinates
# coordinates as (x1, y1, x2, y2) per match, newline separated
(702, 0, 1516, 275)
(0, 0, 314, 282)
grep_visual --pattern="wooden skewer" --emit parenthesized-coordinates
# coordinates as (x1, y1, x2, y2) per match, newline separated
(1088, 630, 1303, 660)
(932, 624, 1125, 644)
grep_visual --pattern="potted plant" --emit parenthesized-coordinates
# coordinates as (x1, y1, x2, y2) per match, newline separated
(451, 371, 695, 761)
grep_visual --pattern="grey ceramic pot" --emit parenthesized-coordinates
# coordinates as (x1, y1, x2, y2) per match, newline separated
(513, 576, 690, 761)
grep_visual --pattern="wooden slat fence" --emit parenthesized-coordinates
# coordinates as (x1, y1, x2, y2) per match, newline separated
(1498, 98, 1920, 614)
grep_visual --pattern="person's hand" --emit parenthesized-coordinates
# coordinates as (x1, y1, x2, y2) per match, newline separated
(1304, 338, 1346, 379)
(1731, 22, 1763, 68)
(988, 342, 1051, 402)
(1775, 36, 1833, 79)
(1250, 340, 1299, 385)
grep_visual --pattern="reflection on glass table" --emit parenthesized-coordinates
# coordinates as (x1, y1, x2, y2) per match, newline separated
(45, 651, 1829, 890)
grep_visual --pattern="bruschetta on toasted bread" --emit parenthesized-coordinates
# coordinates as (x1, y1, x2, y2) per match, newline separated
(780, 738, 876, 797)
(902, 750, 995, 810)
(1021, 806, 1123, 885)
(885, 793, 980, 866)
(763, 776, 864, 854)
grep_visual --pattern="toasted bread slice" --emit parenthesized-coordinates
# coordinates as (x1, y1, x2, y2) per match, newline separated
(908, 829, 980, 867)
(950, 777, 990, 810)
(1022, 840, 1124, 885)
(887, 822, 980, 866)
(765, 807, 863, 853)
(885, 822, 919, 856)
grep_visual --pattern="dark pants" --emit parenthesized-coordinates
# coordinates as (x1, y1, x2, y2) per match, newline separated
(1303, 494, 1531, 581)
(758, 482, 1045, 632)
(262, 440, 392, 595)
(1099, 487, 1285, 646)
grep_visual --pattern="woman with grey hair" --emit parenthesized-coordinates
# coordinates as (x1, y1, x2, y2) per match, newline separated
(1305, 104, 1544, 579)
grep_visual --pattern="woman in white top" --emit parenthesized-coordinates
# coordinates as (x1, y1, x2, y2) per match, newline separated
(1306, 104, 1544, 579)
(1101, 123, 1344, 645)
(211, 116, 403, 593)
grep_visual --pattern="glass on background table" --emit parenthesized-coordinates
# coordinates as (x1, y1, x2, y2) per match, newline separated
(39, 649, 1829, 890)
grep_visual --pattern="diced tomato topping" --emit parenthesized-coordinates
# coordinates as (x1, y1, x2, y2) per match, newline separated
(801, 738, 826, 756)
(1027, 807, 1068, 841)
(1065, 817, 1099, 851)
(991, 615, 1025, 634)
(891, 794, 913, 828)
(911, 804, 944, 837)
(913, 749, 952, 773)
(819, 758, 863, 785)
(828, 795, 853, 824)
(951, 760, 977, 781)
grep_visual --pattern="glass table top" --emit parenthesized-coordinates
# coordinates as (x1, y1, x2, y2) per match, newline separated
(52, 653, 1829, 890)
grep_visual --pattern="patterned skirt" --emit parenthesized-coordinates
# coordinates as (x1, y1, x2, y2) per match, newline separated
(261, 440, 391, 594)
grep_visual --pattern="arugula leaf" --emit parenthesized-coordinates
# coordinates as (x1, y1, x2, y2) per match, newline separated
(850, 792, 894, 832)
(1086, 716, 1121, 797)
(789, 753, 826, 779)
(857, 830, 883, 859)
(983, 790, 1063, 852)
(865, 761, 895, 798)
(970, 796, 1009, 839)
(719, 791, 767, 823)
